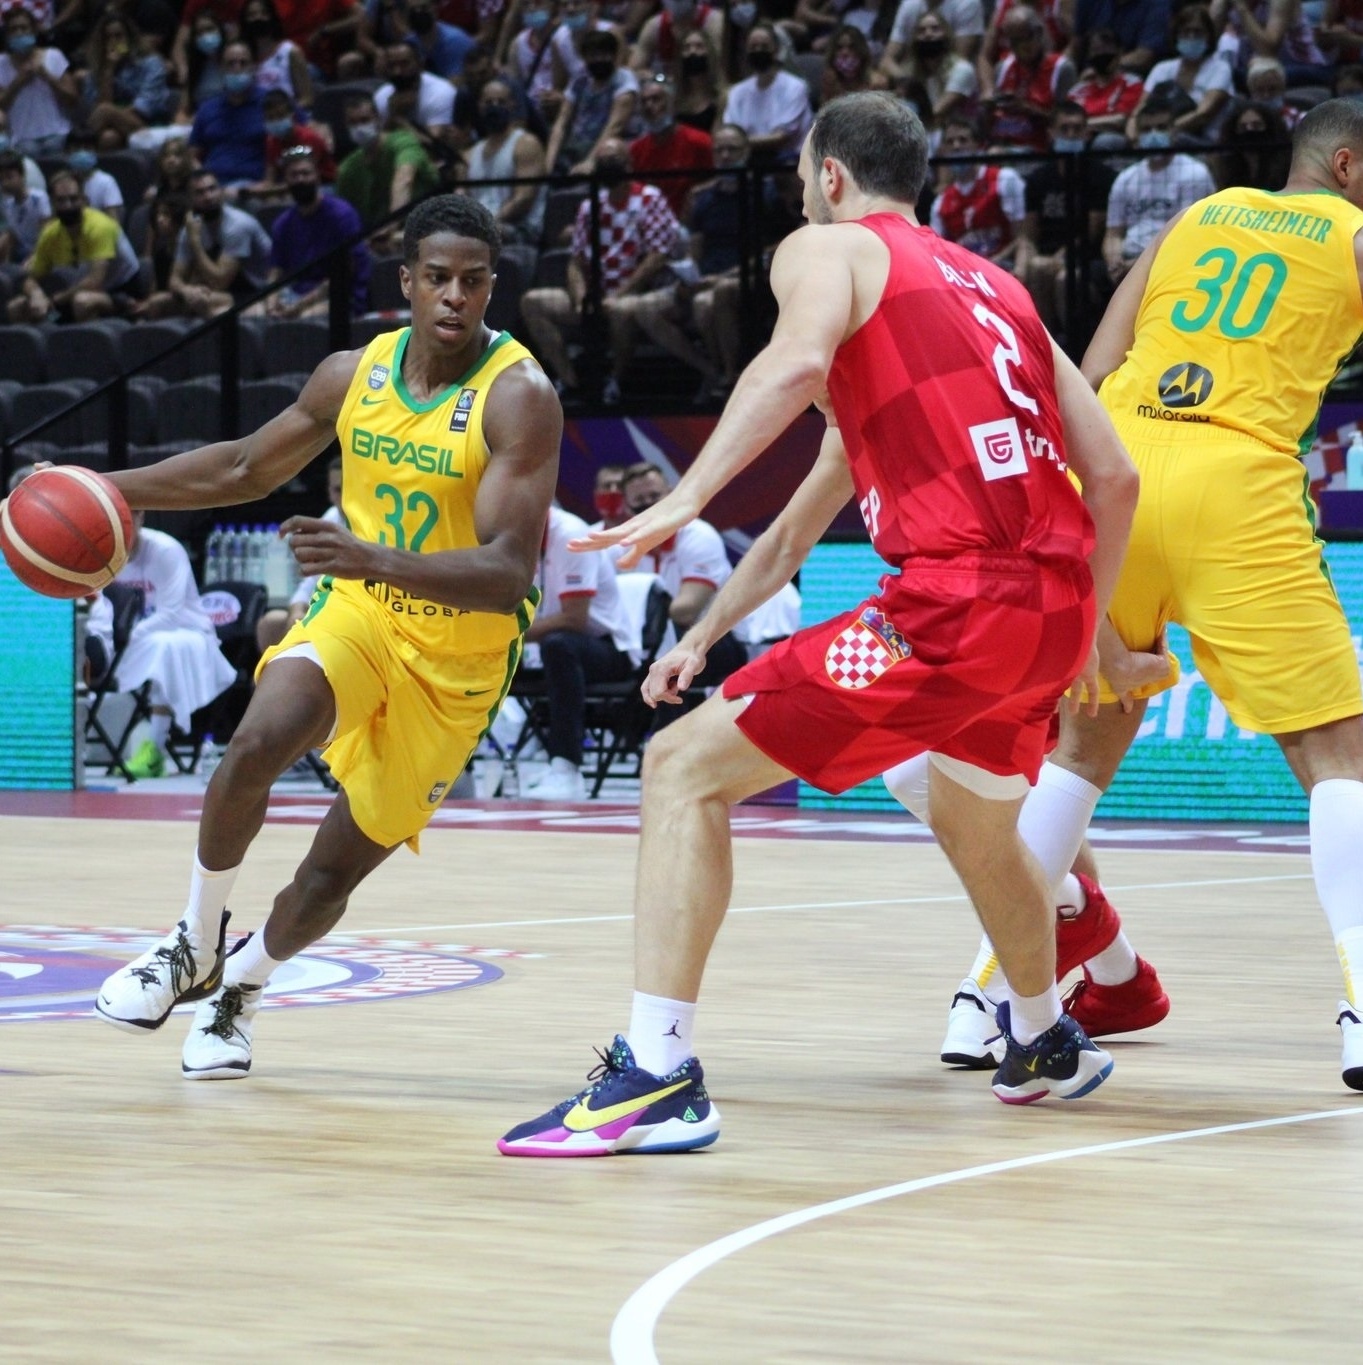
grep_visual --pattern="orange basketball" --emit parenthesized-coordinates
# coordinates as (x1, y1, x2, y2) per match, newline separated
(0, 467, 134, 599)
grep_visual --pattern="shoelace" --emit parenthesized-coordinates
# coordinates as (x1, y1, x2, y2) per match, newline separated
(202, 986, 247, 1041)
(584, 1042, 629, 1089)
(131, 926, 197, 995)
(1061, 979, 1088, 1014)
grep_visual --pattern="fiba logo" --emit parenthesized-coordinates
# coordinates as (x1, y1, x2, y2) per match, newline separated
(968, 417, 1028, 482)
(1157, 362, 1214, 409)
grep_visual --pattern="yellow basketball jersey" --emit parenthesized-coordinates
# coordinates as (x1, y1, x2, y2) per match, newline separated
(1100, 187, 1363, 456)
(333, 325, 539, 657)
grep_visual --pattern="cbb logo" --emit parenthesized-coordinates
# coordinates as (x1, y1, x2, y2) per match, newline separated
(1157, 362, 1214, 409)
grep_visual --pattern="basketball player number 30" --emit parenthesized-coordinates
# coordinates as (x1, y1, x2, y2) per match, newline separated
(972, 303, 1039, 417)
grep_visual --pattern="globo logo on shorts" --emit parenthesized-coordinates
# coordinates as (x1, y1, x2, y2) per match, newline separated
(1157, 362, 1214, 409)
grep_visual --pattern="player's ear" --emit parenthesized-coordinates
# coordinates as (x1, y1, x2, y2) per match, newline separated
(823, 156, 844, 203)
(398, 263, 412, 301)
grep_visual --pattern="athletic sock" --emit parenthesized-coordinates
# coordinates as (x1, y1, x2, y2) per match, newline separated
(185, 853, 240, 943)
(968, 935, 1010, 1001)
(224, 931, 283, 989)
(1017, 763, 1103, 893)
(1008, 984, 1062, 1047)
(1085, 932, 1138, 986)
(1309, 779, 1363, 1006)
(627, 991, 696, 1076)
(1055, 873, 1087, 917)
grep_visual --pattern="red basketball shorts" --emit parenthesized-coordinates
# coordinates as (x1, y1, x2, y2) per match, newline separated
(722, 554, 1094, 794)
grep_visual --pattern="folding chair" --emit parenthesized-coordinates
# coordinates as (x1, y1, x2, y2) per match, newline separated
(85, 582, 154, 782)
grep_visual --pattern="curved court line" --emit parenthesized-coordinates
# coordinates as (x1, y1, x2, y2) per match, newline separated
(340, 872, 1312, 937)
(609, 1106, 1363, 1365)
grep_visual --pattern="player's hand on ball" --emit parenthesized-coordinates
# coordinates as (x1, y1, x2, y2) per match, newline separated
(642, 642, 707, 708)
(280, 516, 373, 579)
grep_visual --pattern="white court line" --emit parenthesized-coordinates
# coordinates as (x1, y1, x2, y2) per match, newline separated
(609, 1106, 1363, 1365)
(335, 871, 1312, 937)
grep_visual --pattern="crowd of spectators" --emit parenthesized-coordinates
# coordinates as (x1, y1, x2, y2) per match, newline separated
(0, 0, 1358, 379)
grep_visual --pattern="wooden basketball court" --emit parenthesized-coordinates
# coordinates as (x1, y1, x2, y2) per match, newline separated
(3, 797, 1360, 1362)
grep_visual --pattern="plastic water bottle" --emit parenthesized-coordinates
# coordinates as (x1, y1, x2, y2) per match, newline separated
(223, 526, 241, 580)
(247, 525, 267, 585)
(263, 524, 292, 605)
(1347, 432, 1363, 490)
(203, 527, 224, 585)
(199, 731, 219, 780)
(501, 760, 519, 798)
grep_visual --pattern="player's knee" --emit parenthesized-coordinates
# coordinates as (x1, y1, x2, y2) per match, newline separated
(883, 752, 931, 824)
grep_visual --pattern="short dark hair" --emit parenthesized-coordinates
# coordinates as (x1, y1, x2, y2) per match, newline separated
(1051, 99, 1085, 123)
(402, 193, 502, 267)
(811, 92, 929, 203)
(582, 28, 619, 59)
(1293, 97, 1363, 164)
(47, 169, 81, 198)
(0, 150, 23, 175)
(345, 92, 377, 117)
(189, 166, 219, 186)
(621, 461, 666, 490)
(66, 125, 98, 150)
(1139, 84, 1184, 120)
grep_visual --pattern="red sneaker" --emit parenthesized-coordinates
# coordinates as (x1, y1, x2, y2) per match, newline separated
(1063, 957, 1171, 1038)
(1055, 872, 1121, 979)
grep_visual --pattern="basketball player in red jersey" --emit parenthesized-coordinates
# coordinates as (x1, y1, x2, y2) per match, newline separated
(499, 92, 1139, 1157)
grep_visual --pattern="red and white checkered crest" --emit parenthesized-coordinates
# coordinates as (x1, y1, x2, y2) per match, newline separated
(826, 621, 894, 690)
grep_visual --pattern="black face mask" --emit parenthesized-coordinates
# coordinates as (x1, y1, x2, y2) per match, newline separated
(482, 104, 512, 133)
(747, 49, 774, 72)
(57, 207, 82, 228)
(586, 59, 615, 81)
(913, 38, 948, 61)
(1090, 52, 1117, 75)
(596, 156, 629, 184)
(244, 19, 272, 40)
(409, 10, 435, 33)
(391, 72, 419, 91)
(1238, 126, 1271, 142)
(200, 203, 223, 222)
(680, 53, 708, 76)
(288, 181, 319, 206)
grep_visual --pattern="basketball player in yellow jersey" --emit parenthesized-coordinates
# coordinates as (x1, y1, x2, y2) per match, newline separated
(91, 196, 563, 1080)
(989, 98, 1363, 1090)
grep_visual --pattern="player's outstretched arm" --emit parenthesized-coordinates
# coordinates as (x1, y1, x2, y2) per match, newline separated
(1081, 210, 1184, 391)
(572, 224, 854, 568)
(1051, 338, 1138, 624)
(643, 424, 854, 706)
(105, 349, 364, 511)
(288, 360, 562, 615)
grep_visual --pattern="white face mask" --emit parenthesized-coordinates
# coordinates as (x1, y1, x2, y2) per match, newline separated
(349, 122, 379, 146)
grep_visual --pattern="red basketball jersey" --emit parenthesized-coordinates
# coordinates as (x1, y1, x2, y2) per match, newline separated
(826, 213, 1093, 570)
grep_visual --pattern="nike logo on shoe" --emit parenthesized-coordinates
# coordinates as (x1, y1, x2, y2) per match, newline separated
(562, 1080, 690, 1131)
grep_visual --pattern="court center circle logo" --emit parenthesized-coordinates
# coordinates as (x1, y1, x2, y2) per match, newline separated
(0, 926, 531, 1023)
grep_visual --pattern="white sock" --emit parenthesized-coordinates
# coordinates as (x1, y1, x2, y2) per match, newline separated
(627, 991, 696, 1075)
(1017, 763, 1103, 894)
(968, 935, 1009, 1000)
(224, 931, 284, 989)
(149, 711, 172, 750)
(1056, 873, 1086, 917)
(1309, 779, 1363, 1004)
(1008, 984, 1062, 1046)
(185, 853, 240, 942)
(1086, 932, 1138, 986)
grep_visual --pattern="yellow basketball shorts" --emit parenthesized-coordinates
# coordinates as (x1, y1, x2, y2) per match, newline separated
(257, 581, 520, 850)
(1100, 417, 1362, 734)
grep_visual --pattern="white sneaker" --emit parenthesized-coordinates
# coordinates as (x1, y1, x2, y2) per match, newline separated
(94, 911, 230, 1034)
(1339, 1001, 1363, 1092)
(183, 981, 262, 1080)
(523, 760, 586, 802)
(940, 977, 1006, 1069)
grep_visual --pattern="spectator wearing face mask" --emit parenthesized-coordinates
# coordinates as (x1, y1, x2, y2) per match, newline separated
(674, 27, 726, 133)
(1127, 4, 1232, 145)
(401, 0, 476, 79)
(930, 113, 1025, 267)
(63, 126, 125, 225)
(170, 166, 271, 316)
(1215, 99, 1291, 191)
(545, 27, 639, 174)
(171, 2, 246, 92)
(239, 0, 314, 110)
(0, 5, 79, 156)
(1070, 0, 1170, 79)
(818, 25, 885, 105)
(882, 1, 987, 72)
(1103, 86, 1215, 283)
(630, 76, 712, 216)
(1210, 0, 1331, 89)
(505, 3, 572, 127)
(722, 22, 812, 166)
(260, 87, 336, 192)
(190, 40, 268, 188)
(263, 145, 369, 317)
(81, 10, 177, 151)
(632, 0, 727, 78)
(177, 13, 228, 122)
(375, 37, 455, 162)
(335, 91, 439, 244)
(1245, 54, 1301, 129)
(1066, 26, 1142, 142)
(463, 77, 547, 243)
(882, 10, 978, 123)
